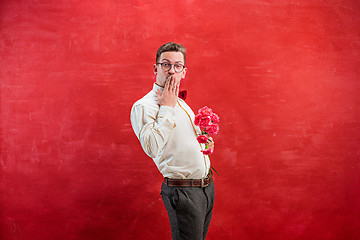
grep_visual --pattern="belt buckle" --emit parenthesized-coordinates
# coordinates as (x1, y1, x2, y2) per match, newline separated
(201, 178, 205, 188)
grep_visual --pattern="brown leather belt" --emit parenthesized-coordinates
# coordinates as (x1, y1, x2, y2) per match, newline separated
(164, 172, 213, 188)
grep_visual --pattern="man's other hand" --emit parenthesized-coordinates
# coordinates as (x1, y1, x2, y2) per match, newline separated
(206, 137, 214, 149)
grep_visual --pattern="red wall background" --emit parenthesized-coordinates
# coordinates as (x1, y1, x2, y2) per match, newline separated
(1, 0, 360, 239)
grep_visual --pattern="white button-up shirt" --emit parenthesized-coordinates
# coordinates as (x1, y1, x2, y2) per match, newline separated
(130, 83, 210, 179)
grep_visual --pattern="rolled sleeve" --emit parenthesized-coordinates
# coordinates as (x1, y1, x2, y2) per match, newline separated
(131, 103, 176, 158)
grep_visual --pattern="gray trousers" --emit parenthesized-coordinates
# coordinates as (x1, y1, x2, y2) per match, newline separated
(160, 180, 215, 240)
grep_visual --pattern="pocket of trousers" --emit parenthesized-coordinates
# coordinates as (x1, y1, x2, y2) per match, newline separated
(161, 184, 181, 211)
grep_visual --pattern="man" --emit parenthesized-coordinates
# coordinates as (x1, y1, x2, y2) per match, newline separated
(130, 42, 215, 240)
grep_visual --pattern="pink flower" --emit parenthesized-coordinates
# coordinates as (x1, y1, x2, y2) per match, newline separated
(197, 135, 209, 144)
(201, 147, 214, 155)
(206, 124, 219, 135)
(194, 114, 211, 128)
(200, 116, 211, 128)
(198, 106, 213, 116)
(210, 113, 220, 124)
(194, 114, 202, 126)
(194, 106, 219, 156)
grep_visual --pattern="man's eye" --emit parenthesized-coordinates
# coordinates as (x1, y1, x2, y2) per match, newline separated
(163, 63, 170, 67)
(175, 64, 182, 68)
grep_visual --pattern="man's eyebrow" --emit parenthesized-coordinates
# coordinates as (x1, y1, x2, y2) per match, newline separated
(161, 58, 184, 64)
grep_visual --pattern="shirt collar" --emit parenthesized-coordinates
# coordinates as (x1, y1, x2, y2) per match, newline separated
(153, 82, 164, 94)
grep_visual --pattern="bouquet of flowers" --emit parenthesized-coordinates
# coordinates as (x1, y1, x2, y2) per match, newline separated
(194, 106, 220, 155)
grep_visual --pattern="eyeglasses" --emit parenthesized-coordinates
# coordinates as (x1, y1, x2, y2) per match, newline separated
(156, 62, 185, 73)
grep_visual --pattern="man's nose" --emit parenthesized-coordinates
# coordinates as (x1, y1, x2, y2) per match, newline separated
(168, 65, 175, 74)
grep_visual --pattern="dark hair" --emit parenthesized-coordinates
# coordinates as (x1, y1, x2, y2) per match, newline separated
(156, 42, 186, 64)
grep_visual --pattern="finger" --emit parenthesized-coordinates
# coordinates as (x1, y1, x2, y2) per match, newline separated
(166, 76, 172, 92)
(175, 84, 179, 97)
(169, 76, 174, 92)
(207, 139, 214, 148)
(157, 89, 161, 98)
(170, 77, 176, 93)
(164, 77, 170, 92)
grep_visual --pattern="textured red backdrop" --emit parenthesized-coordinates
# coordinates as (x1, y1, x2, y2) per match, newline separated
(1, 0, 360, 239)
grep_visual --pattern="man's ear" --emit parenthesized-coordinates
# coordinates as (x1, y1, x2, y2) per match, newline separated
(182, 67, 187, 79)
(153, 64, 158, 74)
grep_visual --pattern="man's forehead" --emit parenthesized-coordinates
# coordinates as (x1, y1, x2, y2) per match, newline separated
(160, 51, 184, 63)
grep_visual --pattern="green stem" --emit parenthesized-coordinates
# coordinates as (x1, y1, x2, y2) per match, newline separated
(211, 165, 219, 176)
